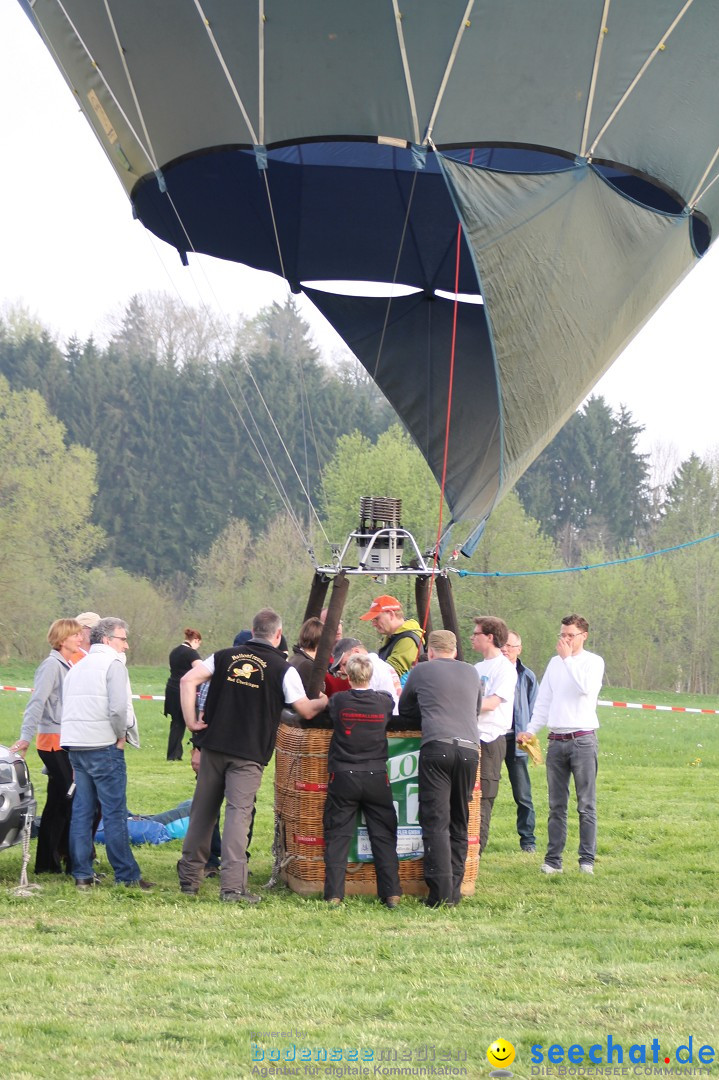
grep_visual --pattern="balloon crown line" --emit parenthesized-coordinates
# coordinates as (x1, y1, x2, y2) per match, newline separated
(450, 530, 719, 579)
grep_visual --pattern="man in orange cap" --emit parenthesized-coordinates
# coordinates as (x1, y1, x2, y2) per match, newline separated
(359, 595, 424, 682)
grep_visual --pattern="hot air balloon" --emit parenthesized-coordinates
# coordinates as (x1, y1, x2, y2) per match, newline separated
(19, 0, 719, 552)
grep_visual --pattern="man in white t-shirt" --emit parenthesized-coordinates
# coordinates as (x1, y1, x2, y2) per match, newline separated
(472, 616, 518, 854)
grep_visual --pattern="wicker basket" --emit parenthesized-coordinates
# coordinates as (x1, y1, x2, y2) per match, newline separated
(274, 723, 480, 897)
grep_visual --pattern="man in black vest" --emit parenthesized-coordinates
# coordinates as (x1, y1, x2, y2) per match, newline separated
(176, 608, 327, 902)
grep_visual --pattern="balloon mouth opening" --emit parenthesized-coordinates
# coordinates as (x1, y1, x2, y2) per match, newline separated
(303, 280, 484, 304)
(589, 159, 710, 255)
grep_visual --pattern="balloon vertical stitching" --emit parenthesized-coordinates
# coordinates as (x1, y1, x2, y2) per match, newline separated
(687, 145, 719, 210)
(392, 0, 420, 145)
(102, 0, 162, 177)
(579, 0, 612, 160)
(423, 0, 475, 145)
(46, 0, 156, 177)
(587, 0, 696, 159)
(258, 0, 265, 146)
(192, 0, 260, 145)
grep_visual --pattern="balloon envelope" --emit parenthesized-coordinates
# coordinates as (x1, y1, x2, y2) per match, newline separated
(21, 0, 718, 546)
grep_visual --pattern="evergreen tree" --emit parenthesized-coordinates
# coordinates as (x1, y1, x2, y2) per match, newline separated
(0, 295, 394, 581)
(456, 491, 562, 670)
(516, 396, 650, 560)
(656, 455, 719, 693)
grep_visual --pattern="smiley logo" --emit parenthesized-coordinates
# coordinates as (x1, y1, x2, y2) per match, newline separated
(487, 1040, 515, 1071)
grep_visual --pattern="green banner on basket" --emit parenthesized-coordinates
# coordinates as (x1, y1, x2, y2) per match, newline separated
(349, 736, 423, 862)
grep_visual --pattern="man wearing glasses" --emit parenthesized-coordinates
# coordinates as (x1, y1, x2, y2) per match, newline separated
(518, 614, 604, 875)
(471, 616, 517, 854)
(500, 630, 538, 853)
(61, 617, 149, 890)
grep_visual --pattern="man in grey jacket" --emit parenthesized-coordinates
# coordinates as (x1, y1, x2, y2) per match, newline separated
(500, 629, 538, 852)
(398, 630, 482, 908)
(61, 617, 150, 890)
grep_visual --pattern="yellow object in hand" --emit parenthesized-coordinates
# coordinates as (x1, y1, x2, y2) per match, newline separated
(522, 734, 543, 766)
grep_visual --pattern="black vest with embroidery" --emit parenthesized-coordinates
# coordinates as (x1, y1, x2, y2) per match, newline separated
(200, 642, 290, 765)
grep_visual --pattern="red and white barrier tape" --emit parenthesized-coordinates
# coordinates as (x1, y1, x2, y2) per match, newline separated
(1, 684, 717, 714)
(1, 685, 164, 701)
(597, 698, 719, 715)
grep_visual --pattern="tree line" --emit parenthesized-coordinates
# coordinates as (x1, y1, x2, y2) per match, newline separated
(0, 296, 392, 582)
(1, 297, 717, 692)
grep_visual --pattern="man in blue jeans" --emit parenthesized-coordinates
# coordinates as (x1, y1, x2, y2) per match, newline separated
(518, 614, 604, 875)
(61, 617, 152, 890)
(500, 630, 538, 853)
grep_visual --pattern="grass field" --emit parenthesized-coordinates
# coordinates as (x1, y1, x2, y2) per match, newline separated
(1, 663, 717, 1080)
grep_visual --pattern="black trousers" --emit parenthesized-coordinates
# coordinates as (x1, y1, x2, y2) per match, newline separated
(166, 710, 186, 760)
(35, 748, 74, 874)
(418, 741, 479, 905)
(322, 769, 401, 901)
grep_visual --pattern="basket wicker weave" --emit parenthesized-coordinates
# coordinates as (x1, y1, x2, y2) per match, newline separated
(274, 723, 480, 897)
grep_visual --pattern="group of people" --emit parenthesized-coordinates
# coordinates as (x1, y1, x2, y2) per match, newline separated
(172, 594, 603, 909)
(10, 613, 151, 889)
(401, 610, 604, 905)
(10, 594, 604, 907)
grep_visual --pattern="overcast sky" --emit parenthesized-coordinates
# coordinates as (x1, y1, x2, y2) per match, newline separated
(2, 2, 718, 471)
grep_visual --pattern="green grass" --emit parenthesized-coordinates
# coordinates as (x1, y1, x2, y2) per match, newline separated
(1, 664, 718, 1079)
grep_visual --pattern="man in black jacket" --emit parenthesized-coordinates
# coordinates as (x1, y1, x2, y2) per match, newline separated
(177, 608, 327, 903)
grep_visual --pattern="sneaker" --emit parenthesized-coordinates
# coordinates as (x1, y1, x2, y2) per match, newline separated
(540, 863, 563, 874)
(521, 845, 537, 854)
(180, 882, 199, 895)
(123, 879, 156, 890)
(383, 895, 402, 909)
(325, 897, 343, 907)
(579, 863, 594, 874)
(220, 889, 261, 904)
(75, 877, 95, 890)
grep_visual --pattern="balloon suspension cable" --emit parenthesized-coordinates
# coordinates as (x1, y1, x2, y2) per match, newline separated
(419, 150, 472, 645)
(141, 227, 323, 558)
(587, 0, 696, 159)
(344, 167, 421, 506)
(369, 168, 419, 387)
(102, 0, 164, 178)
(135, 192, 330, 560)
(261, 170, 288, 283)
(449, 530, 719, 579)
(102, 0, 327, 559)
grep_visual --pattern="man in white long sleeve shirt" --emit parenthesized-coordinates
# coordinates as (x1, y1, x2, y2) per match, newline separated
(518, 614, 604, 875)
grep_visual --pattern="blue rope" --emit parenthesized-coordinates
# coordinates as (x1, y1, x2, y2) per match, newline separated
(452, 531, 719, 578)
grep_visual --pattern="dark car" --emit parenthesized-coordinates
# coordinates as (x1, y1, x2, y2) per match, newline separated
(0, 745, 37, 851)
